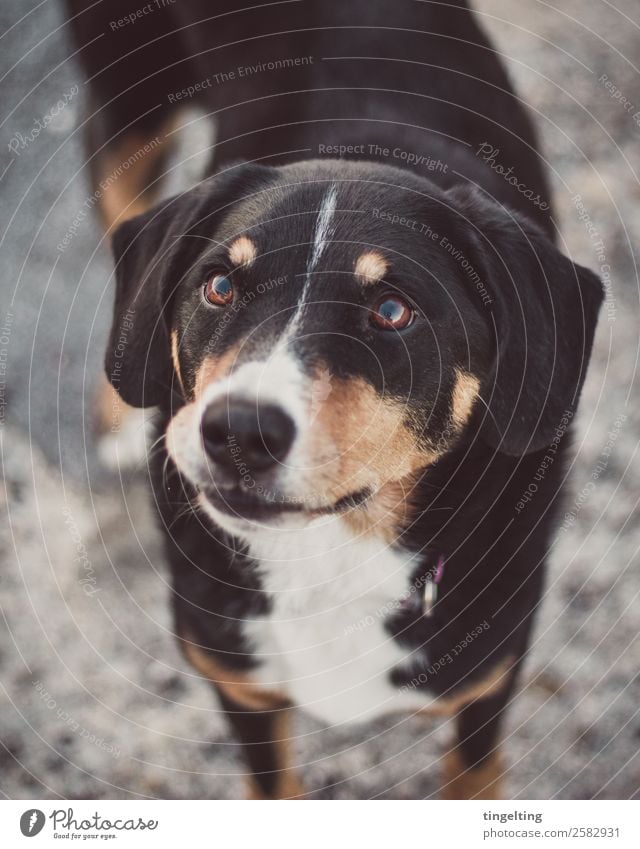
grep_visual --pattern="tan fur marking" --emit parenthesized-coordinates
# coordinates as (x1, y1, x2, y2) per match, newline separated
(421, 657, 514, 718)
(93, 124, 178, 432)
(228, 236, 257, 267)
(451, 369, 480, 430)
(180, 629, 302, 798)
(317, 376, 438, 488)
(341, 475, 419, 542)
(170, 329, 184, 392)
(307, 375, 438, 537)
(246, 711, 306, 800)
(355, 250, 388, 284)
(98, 131, 173, 233)
(308, 369, 481, 540)
(246, 774, 305, 800)
(93, 377, 126, 436)
(442, 749, 503, 799)
(193, 343, 243, 401)
(180, 632, 288, 712)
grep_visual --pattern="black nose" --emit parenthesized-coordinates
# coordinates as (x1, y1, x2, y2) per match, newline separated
(200, 398, 296, 475)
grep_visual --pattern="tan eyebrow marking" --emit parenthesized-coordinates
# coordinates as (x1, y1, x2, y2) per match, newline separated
(355, 250, 388, 285)
(451, 369, 480, 429)
(228, 236, 257, 267)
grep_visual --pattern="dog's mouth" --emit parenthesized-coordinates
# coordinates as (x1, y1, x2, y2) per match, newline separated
(201, 484, 371, 522)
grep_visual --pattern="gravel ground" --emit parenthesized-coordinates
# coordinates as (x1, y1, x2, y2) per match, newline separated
(0, 0, 639, 799)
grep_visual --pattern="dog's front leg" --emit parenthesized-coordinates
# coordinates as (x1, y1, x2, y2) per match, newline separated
(215, 690, 304, 800)
(442, 659, 523, 800)
(179, 630, 303, 799)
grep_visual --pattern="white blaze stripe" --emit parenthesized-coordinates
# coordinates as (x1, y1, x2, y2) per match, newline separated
(307, 183, 338, 274)
(284, 184, 339, 341)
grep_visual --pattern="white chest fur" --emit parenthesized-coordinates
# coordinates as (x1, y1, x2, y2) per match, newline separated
(241, 516, 436, 725)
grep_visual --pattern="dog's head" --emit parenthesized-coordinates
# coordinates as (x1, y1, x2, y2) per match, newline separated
(107, 160, 602, 535)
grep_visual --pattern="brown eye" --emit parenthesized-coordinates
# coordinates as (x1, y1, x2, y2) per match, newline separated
(203, 274, 234, 306)
(370, 294, 414, 330)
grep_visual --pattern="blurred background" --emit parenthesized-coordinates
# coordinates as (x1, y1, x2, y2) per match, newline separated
(0, 0, 639, 799)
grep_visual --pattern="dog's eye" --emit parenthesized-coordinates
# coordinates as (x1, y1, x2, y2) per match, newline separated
(370, 295, 414, 330)
(203, 274, 234, 306)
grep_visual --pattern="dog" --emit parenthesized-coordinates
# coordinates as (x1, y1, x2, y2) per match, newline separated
(67, 0, 603, 798)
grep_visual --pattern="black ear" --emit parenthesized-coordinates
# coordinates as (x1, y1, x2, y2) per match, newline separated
(447, 187, 603, 455)
(106, 163, 276, 407)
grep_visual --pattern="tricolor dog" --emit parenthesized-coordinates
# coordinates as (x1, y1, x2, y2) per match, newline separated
(68, 0, 602, 798)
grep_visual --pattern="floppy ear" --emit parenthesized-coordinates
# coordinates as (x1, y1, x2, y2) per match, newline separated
(106, 163, 276, 407)
(447, 187, 603, 455)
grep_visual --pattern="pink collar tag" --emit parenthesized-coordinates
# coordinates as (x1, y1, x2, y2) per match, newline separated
(423, 554, 445, 618)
